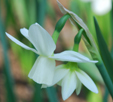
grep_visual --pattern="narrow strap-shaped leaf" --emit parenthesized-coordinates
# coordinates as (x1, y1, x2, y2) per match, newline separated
(111, 1, 113, 58)
(32, 83, 42, 102)
(0, 9, 16, 102)
(103, 87, 109, 102)
(96, 62, 113, 98)
(46, 87, 59, 102)
(35, 0, 47, 26)
(94, 17, 113, 83)
(4, 0, 16, 25)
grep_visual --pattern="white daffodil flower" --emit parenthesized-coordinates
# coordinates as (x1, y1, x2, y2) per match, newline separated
(81, 0, 112, 15)
(6, 23, 97, 86)
(51, 63, 98, 100)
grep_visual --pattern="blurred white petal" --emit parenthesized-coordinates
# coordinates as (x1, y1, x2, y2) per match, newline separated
(20, 28, 29, 40)
(81, 0, 111, 15)
(61, 72, 77, 100)
(28, 23, 56, 56)
(76, 69, 98, 93)
(6, 32, 37, 54)
(76, 77, 82, 95)
(28, 56, 55, 85)
(50, 51, 98, 63)
(91, 0, 111, 15)
(52, 65, 69, 85)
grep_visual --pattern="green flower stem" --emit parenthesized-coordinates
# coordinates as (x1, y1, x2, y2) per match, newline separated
(52, 14, 71, 44)
(52, 30, 59, 44)
(73, 29, 84, 52)
(73, 44, 79, 52)
(96, 61, 113, 98)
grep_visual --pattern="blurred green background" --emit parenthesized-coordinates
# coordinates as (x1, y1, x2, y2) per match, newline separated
(0, 0, 112, 102)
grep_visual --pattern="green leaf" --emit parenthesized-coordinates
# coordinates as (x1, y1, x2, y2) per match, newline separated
(94, 17, 113, 98)
(94, 17, 113, 83)
(96, 62, 113, 98)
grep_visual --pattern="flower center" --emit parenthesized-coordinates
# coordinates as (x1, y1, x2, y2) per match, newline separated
(65, 62, 79, 72)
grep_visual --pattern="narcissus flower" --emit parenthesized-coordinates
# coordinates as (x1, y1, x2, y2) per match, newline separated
(51, 63, 98, 100)
(81, 0, 112, 15)
(6, 23, 97, 86)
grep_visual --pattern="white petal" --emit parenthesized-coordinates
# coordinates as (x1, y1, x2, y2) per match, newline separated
(28, 56, 55, 86)
(76, 69, 98, 93)
(91, 0, 111, 15)
(20, 28, 41, 51)
(28, 23, 56, 56)
(61, 72, 77, 100)
(76, 78, 82, 95)
(20, 28, 29, 40)
(52, 65, 69, 85)
(6, 32, 38, 54)
(50, 51, 98, 63)
(41, 65, 69, 87)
